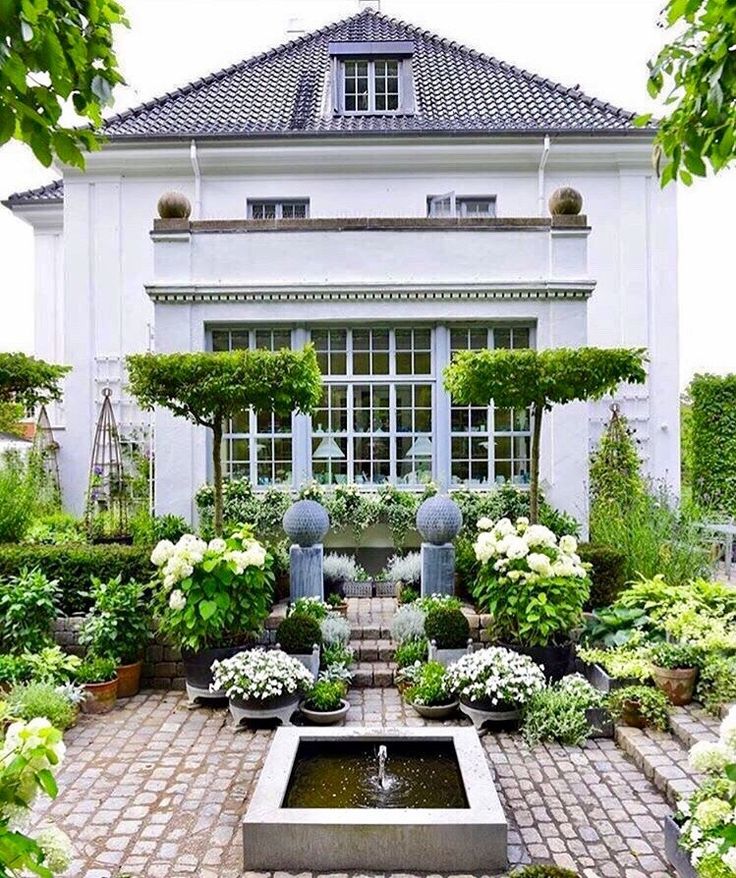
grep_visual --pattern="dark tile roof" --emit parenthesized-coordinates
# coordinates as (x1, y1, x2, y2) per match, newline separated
(103, 8, 647, 139)
(3, 178, 64, 207)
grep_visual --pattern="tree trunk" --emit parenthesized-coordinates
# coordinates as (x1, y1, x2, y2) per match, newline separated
(529, 403, 544, 524)
(212, 416, 224, 536)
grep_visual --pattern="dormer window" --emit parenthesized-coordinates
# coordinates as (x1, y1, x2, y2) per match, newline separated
(330, 40, 415, 115)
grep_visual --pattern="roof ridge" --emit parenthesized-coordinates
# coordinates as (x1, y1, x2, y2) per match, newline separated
(103, 8, 379, 129)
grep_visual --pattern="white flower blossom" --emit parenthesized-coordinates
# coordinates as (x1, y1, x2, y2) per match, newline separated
(527, 552, 553, 577)
(720, 706, 736, 750)
(151, 540, 175, 567)
(559, 534, 578, 554)
(689, 740, 736, 775)
(36, 825, 73, 872)
(208, 538, 227, 553)
(477, 517, 494, 530)
(168, 590, 186, 611)
(722, 847, 736, 874)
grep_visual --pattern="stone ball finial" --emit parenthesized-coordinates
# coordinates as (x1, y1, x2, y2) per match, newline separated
(416, 495, 462, 546)
(283, 499, 330, 547)
(157, 191, 191, 220)
(548, 187, 583, 216)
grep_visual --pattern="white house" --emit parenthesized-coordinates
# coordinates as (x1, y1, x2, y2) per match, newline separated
(3, 7, 678, 531)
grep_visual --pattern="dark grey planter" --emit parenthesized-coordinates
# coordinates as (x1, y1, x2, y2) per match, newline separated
(344, 579, 373, 598)
(664, 815, 697, 878)
(586, 706, 614, 738)
(581, 661, 639, 694)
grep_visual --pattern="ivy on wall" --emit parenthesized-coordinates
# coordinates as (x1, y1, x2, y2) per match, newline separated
(690, 374, 736, 516)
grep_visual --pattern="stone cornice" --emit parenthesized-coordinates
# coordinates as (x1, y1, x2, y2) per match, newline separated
(145, 281, 595, 304)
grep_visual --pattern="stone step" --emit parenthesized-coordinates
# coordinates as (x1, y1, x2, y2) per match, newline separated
(351, 661, 398, 688)
(669, 704, 721, 750)
(615, 724, 703, 807)
(349, 639, 395, 662)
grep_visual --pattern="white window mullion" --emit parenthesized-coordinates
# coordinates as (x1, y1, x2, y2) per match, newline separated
(368, 60, 376, 112)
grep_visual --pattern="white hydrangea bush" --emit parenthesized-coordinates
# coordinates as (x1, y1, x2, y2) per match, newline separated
(678, 705, 736, 875)
(151, 526, 273, 653)
(211, 648, 314, 701)
(445, 646, 545, 707)
(473, 517, 590, 647)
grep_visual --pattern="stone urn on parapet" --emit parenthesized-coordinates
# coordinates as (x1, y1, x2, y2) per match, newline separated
(416, 495, 462, 597)
(282, 500, 330, 601)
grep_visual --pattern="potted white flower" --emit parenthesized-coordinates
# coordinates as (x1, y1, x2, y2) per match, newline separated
(211, 648, 314, 727)
(473, 517, 590, 680)
(150, 527, 273, 704)
(445, 646, 545, 730)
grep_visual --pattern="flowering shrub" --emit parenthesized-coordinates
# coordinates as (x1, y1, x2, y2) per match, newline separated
(289, 596, 331, 621)
(211, 648, 314, 702)
(473, 518, 590, 646)
(404, 661, 453, 707)
(445, 646, 545, 707)
(0, 717, 73, 876)
(678, 706, 736, 876)
(151, 527, 273, 653)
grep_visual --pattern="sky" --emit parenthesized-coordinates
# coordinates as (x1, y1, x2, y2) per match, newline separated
(0, 0, 734, 389)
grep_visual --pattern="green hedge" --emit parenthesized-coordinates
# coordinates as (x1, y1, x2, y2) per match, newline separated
(0, 544, 154, 615)
(690, 374, 736, 516)
(578, 543, 627, 610)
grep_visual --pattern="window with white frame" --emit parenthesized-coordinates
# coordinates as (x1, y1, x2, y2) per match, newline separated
(427, 194, 497, 218)
(449, 326, 531, 488)
(311, 327, 433, 486)
(211, 328, 294, 486)
(342, 58, 400, 113)
(247, 200, 309, 220)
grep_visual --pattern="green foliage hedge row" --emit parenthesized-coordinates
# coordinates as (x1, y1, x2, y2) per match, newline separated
(0, 544, 154, 615)
(690, 373, 736, 516)
(577, 543, 627, 609)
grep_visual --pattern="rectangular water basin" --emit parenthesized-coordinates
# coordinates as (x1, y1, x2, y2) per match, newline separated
(243, 727, 508, 873)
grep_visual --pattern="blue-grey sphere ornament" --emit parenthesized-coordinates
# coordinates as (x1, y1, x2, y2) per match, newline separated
(283, 500, 330, 547)
(416, 495, 463, 545)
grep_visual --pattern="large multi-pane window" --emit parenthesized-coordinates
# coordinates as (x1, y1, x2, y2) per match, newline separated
(311, 328, 433, 486)
(211, 324, 533, 490)
(449, 327, 532, 488)
(211, 328, 293, 486)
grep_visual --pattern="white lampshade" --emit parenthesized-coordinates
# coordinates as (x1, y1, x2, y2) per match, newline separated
(405, 436, 433, 458)
(313, 436, 345, 460)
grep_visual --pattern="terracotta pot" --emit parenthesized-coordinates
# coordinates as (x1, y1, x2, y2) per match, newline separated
(81, 677, 118, 714)
(619, 698, 648, 729)
(652, 665, 698, 706)
(116, 660, 143, 698)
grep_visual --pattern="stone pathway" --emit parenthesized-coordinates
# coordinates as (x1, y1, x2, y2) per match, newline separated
(29, 688, 680, 878)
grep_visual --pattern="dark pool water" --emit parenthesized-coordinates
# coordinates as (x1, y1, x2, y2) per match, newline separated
(283, 740, 469, 809)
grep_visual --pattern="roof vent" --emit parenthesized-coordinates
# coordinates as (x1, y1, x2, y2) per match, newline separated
(358, 0, 380, 10)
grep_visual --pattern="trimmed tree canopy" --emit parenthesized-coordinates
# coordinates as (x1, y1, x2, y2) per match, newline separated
(444, 347, 647, 522)
(0, 352, 70, 410)
(126, 347, 323, 534)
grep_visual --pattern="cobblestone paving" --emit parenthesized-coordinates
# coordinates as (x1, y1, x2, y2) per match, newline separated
(28, 688, 677, 878)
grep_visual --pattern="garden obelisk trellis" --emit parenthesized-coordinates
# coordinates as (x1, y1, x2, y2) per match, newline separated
(33, 404, 61, 506)
(85, 388, 128, 540)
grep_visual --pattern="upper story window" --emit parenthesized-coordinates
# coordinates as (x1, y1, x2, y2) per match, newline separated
(343, 59, 400, 113)
(329, 40, 415, 115)
(248, 200, 309, 220)
(428, 194, 497, 218)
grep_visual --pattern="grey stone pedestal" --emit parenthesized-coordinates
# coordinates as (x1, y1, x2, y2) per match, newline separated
(290, 545, 324, 601)
(420, 542, 455, 597)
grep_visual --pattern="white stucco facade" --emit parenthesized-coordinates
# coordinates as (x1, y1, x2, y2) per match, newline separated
(7, 134, 679, 531)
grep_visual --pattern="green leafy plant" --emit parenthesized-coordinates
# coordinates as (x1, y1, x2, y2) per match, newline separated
(0, 543, 153, 615)
(394, 638, 428, 669)
(577, 645, 653, 682)
(0, 654, 31, 686)
(511, 867, 580, 878)
(608, 685, 670, 730)
(398, 584, 420, 605)
(649, 641, 700, 670)
(276, 613, 322, 655)
(303, 678, 347, 712)
(7, 681, 77, 730)
(320, 614, 351, 648)
(424, 606, 470, 649)
(325, 592, 345, 609)
(21, 647, 80, 685)
(0, 567, 60, 653)
(151, 528, 273, 653)
(321, 642, 354, 671)
(23, 513, 86, 546)
(79, 576, 150, 664)
(0, 352, 69, 411)
(615, 575, 736, 624)
(127, 348, 322, 535)
(74, 656, 117, 685)
(390, 604, 427, 644)
(522, 674, 607, 747)
(0, 716, 72, 877)
(582, 606, 653, 648)
(404, 661, 453, 707)
(288, 596, 330, 622)
(638, 0, 736, 185)
(0, 452, 44, 543)
(577, 543, 627, 609)
(444, 347, 647, 521)
(697, 653, 736, 715)
(589, 407, 644, 513)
